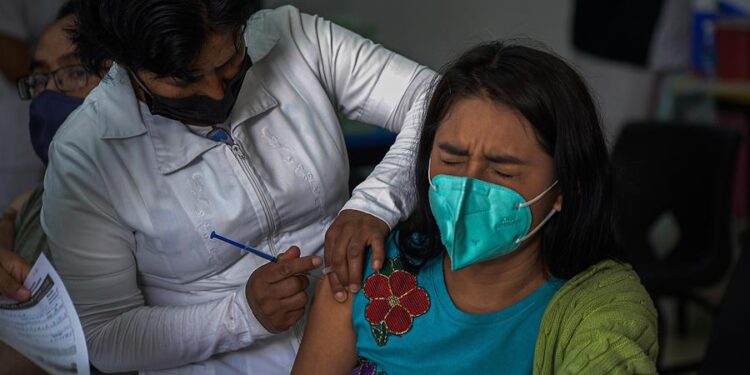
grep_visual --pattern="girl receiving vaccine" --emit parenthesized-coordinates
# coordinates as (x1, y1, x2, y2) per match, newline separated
(292, 41, 658, 375)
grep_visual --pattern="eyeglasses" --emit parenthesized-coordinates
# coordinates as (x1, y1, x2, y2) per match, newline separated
(17, 65, 90, 100)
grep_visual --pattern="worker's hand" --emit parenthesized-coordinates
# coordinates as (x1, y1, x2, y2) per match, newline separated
(0, 249, 31, 302)
(246, 246, 321, 333)
(324, 210, 389, 302)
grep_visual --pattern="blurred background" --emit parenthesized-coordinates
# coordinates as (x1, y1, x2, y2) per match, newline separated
(2, 1, 750, 373)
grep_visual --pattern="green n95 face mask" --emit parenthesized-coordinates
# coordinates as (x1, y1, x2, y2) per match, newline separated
(428, 174, 558, 272)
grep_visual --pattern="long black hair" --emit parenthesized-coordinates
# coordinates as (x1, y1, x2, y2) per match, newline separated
(56, 0, 79, 21)
(72, 0, 259, 81)
(396, 41, 621, 279)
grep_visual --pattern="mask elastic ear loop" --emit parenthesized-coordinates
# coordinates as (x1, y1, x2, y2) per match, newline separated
(518, 180, 558, 208)
(128, 69, 155, 98)
(515, 208, 557, 244)
(428, 158, 437, 191)
(514, 180, 560, 244)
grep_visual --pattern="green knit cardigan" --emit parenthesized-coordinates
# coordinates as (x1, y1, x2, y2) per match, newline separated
(533, 260, 659, 374)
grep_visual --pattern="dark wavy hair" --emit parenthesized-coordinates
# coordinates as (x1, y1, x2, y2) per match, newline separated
(72, 0, 258, 81)
(396, 41, 621, 279)
(56, 0, 80, 21)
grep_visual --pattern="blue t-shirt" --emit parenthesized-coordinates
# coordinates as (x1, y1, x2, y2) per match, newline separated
(351, 236, 565, 375)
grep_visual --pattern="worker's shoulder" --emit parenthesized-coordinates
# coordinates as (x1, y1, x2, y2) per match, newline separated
(51, 96, 101, 152)
(247, 5, 330, 45)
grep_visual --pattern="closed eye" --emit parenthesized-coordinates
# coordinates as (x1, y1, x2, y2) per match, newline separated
(494, 170, 515, 179)
(441, 159, 464, 165)
(171, 75, 202, 87)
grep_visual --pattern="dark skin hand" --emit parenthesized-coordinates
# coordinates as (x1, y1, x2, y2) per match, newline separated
(246, 246, 322, 332)
(0, 212, 37, 373)
(324, 209, 390, 302)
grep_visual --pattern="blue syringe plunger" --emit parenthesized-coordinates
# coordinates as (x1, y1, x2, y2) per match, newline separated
(209, 231, 278, 263)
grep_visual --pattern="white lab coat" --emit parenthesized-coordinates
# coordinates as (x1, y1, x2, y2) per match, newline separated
(41, 6, 434, 375)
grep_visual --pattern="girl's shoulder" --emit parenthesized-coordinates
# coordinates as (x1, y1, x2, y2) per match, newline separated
(543, 260, 657, 329)
(551, 260, 652, 310)
(535, 260, 659, 374)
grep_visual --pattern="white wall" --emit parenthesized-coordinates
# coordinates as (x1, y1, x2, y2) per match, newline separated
(264, 0, 658, 143)
(264, 0, 574, 70)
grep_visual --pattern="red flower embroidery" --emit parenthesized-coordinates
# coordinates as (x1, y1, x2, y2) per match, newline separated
(363, 269, 430, 335)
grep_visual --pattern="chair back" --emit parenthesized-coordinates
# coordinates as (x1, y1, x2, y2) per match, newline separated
(611, 123, 740, 291)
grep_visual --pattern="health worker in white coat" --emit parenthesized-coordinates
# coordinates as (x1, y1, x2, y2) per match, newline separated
(40, 2, 435, 374)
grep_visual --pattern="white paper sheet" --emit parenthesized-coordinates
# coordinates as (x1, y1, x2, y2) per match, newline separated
(0, 254, 89, 375)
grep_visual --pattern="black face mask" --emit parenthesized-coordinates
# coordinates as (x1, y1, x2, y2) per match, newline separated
(132, 52, 252, 126)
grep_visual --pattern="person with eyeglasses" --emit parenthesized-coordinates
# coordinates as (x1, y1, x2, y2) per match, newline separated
(18, 30, 100, 166)
(0, 0, 101, 300)
(0, 0, 70, 237)
(0, 3, 107, 374)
